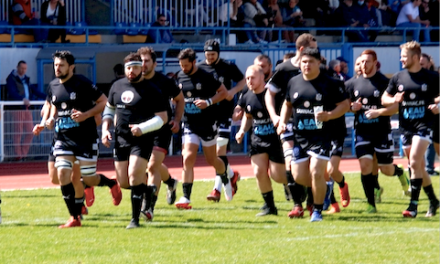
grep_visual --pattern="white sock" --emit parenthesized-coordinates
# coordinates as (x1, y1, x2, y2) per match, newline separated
(214, 176, 222, 192)
(227, 164, 234, 179)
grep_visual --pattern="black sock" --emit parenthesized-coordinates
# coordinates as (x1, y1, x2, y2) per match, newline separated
(98, 174, 116, 188)
(372, 174, 380, 190)
(337, 176, 345, 188)
(219, 156, 229, 170)
(61, 183, 77, 219)
(394, 164, 404, 176)
(423, 184, 439, 203)
(75, 197, 84, 217)
(306, 187, 314, 206)
(163, 175, 175, 187)
(182, 183, 193, 200)
(330, 189, 337, 204)
(361, 174, 375, 207)
(143, 185, 157, 211)
(286, 170, 302, 205)
(150, 194, 158, 212)
(313, 204, 323, 212)
(131, 184, 144, 221)
(262, 190, 276, 209)
(218, 171, 229, 185)
(408, 178, 422, 210)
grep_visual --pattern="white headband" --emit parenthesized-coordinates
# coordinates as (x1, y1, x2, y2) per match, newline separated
(125, 61, 142, 67)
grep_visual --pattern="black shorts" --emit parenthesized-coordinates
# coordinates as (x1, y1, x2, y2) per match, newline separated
(355, 132, 393, 165)
(114, 140, 154, 162)
(330, 134, 345, 157)
(153, 124, 172, 154)
(217, 117, 232, 139)
(182, 122, 218, 143)
(53, 139, 99, 161)
(400, 128, 432, 149)
(249, 141, 284, 164)
(292, 133, 331, 163)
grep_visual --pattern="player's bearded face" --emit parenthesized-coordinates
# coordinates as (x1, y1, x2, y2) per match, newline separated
(125, 65, 143, 82)
(141, 54, 155, 76)
(179, 59, 195, 74)
(400, 48, 413, 69)
(205, 51, 219, 65)
(361, 54, 375, 75)
(54, 58, 71, 79)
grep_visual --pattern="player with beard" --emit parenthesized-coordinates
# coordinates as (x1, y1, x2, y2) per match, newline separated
(236, 65, 288, 216)
(102, 52, 168, 228)
(43, 51, 122, 228)
(197, 39, 245, 202)
(136, 46, 184, 220)
(278, 48, 349, 222)
(174, 48, 229, 209)
(382, 41, 440, 218)
(346, 49, 411, 214)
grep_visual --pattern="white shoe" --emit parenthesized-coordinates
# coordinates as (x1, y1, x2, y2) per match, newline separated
(244, 39, 254, 44)
(223, 180, 233, 201)
(175, 197, 192, 209)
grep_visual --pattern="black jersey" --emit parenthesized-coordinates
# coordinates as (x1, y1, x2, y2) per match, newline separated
(266, 60, 301, 113)
(107, 78, 168, 147)
(47, 74, 102, 145)
(346, 72, 391, 133)
(177, 68, 222, 128)
(386, 68, 439, 132)
(241, 89, 278, 147)
(198, 59, 244, 116)
(286, 72, 347, 137)
(149, 71, 181, 119)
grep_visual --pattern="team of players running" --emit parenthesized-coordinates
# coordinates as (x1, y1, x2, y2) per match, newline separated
(33, 34, 439, 228)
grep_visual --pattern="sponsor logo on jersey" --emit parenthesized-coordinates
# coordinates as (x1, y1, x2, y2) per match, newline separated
(373, 90, 380, 97)
(70, 92, 76, 100)
(179, 83, 183, 89)
(61, 102, 67, 109)
(52, 95, 56, 102)
(187, 91, 192, 97)
(121, 91, 134, 104)
(354, 90, 359, 97)
(247, 105, 251, 112)
(296, 109, 314, 114)
(196, 83, 202, 90)
(398, 85, 404, 92)
(421, 84, 427, 92)
(219, 76, 224, 83)
(362, 98, 368, 105)
(316, 93, 322, 101)
(294, 92, 298, 99)
(409, 93, 416, 100)
(257, 111, 263, 118)
(304, 101, 310, 108)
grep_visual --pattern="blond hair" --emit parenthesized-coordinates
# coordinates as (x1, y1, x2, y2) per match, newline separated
(400, 41, 421, 58)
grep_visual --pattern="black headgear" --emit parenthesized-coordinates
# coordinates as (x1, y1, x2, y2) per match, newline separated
(204, 39, 220, 54)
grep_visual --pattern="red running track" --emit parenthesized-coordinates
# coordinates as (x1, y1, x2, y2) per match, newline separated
(0, 155, 411, 190)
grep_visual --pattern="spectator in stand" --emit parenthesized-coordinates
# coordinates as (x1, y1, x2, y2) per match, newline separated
(334, 0, 369, 42)
(219, 0, 239, 26)
(281, 0, 306, 43)
(146, 14, 174, 44)
(263, 0, 283, 41)
(419, 0, 432, 41)
(5, 61, 45, 161)
(10, 0, 47, 42)
(377, 0, 396, 26)
(243, 0, 269, 44)
(390, 0, 410, 14)
(40, 0, 68, 43)
(314, 1, 334, 35)
(354, 0, 378, 41)
(396, 0, 430, 42)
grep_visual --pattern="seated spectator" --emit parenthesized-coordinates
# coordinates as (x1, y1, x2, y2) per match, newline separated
(355, 0, 378, 41)
(218, 0, 239, 26)
(263, 0, 283, 41)
(146, 14, 174, 44)
(390, 0, 410, 14)
(396, 0, 430, 42)
(419, 0, 432, 41)
(40, 0, 68, 43)
(10, 0, 47, 42)
(334, 0, 369, 42)
(377, 0, 396, 26)
(242, 0, 268, 44)
(281, 0, 306, 43)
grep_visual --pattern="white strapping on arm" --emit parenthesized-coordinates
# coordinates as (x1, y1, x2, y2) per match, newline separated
(102, 103, 116, 121)
(138, 116, 164, 134)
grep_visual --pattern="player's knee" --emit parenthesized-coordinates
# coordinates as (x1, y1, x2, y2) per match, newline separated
(80, 164, 97, 177)
(216, 137, 229, 148)
(54, 159, 73, 170)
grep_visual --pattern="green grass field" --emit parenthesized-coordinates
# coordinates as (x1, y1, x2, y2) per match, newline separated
(0, 173, 439, 264)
